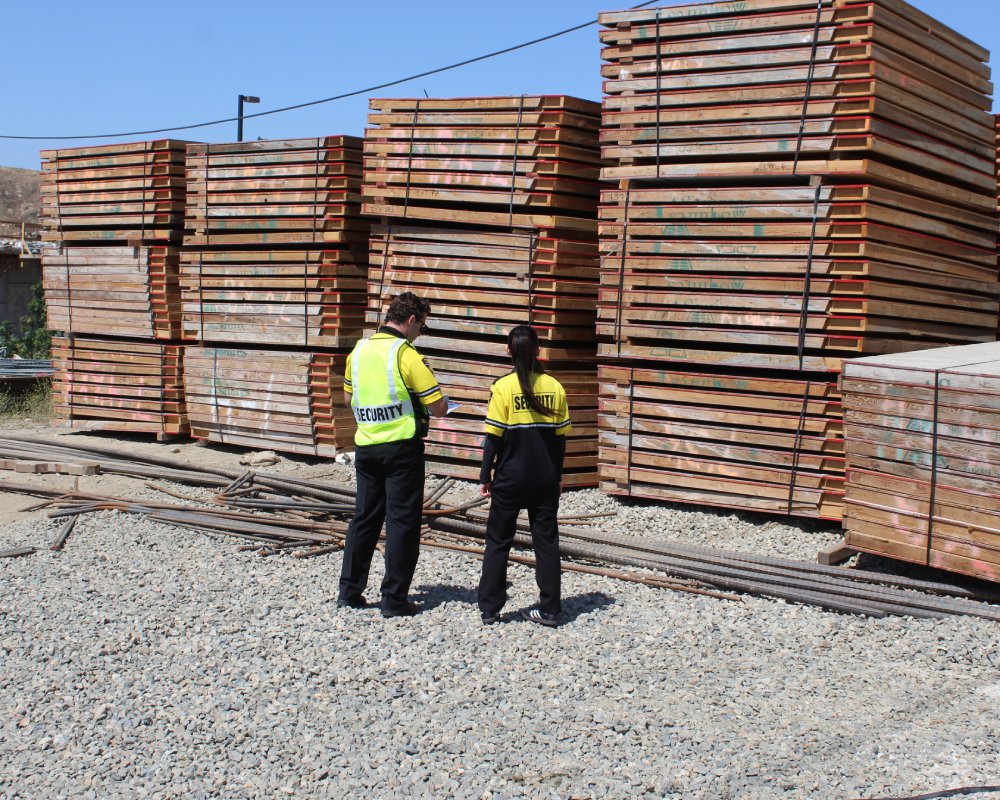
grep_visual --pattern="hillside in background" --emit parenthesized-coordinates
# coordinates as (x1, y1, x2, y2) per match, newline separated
(0, 167, 41, 223)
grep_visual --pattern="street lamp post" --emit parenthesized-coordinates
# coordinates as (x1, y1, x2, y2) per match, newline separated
(237, 94, 260, 142)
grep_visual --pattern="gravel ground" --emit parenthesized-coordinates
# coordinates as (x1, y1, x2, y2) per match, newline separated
(1, 430, 999, 799)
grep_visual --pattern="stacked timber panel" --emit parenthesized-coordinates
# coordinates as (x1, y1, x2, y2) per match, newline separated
(181, 138, 367, 452)
(363, 97, 603, 484)
(182, 347, 352, 456)
(842, 343, 1000, 582)
(51, 337, 186, 436)
(40, 141, 192, 436)
(597, 0, 999, 519)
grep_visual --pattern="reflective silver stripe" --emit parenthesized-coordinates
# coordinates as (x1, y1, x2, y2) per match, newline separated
(385, 339, 404, 402)
(385, 339, 415, 417)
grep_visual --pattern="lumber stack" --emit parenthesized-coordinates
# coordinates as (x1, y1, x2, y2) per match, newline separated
(51, 336, 188, 436)
(41, 140, 189, 244)
(596, 0, 999, 519)
(179, 138, 368, 455)
(41, 140, 191, 339)
(842, 342, 1000, 583)
(41, 141, 196, 436)
(363, 97, 604, 484)
(599, 365, 844, 517)
(363, 96, 602, 230)
(43, 246, 182, 339)
(181, 137, 369, 347)
(182, 347, 352, 456)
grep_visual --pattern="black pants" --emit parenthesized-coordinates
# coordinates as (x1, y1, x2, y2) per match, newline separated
(478, 490, 561, 617)
(338, 438, 425, 611)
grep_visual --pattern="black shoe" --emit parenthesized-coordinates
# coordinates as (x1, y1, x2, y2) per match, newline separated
(481, 612, 499, 626)
(381, 602, 419, 618)
(336, 594, 368, 609)
(521, 608, 559, 628)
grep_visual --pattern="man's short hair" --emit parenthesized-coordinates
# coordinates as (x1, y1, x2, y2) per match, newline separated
(385, 291, 431, 324)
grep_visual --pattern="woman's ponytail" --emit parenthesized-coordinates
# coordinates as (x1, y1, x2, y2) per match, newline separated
(507, 325, 555, 417)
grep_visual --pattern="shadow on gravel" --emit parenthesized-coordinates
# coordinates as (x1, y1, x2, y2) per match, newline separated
(558, 591, 616, 623)
(411, 583, 478, 611)
(409, 586, 616, 625)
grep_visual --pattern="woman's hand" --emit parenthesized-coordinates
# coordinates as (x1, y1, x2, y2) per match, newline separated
(479, 482, 492, 498)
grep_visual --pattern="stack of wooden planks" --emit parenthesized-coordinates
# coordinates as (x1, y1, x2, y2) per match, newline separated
(363, 97, 605, 484)
(41, 140, 191, 340)
(51, 336, 188, 437)
(181, 137, 369, 347)
(182, 346, 352, 456)
(179, 138, 369, 455)
(363, 96, 602, 230)
(41, 141, 195, 435)
(596, 0, 999, 519)
(599, 364, 845, 517)
(842, 342, 1000, 582)
(44, 245, 182, 339)
(41, 140, 189, 243)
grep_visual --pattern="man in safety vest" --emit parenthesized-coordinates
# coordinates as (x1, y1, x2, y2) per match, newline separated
(337, 291, 450, 617)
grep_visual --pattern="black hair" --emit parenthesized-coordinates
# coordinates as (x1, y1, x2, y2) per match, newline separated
(507, 325, 555, 417)
(385, 291, 431, 324)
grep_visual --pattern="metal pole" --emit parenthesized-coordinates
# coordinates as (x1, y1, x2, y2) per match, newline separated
(237, 94, 259, 143)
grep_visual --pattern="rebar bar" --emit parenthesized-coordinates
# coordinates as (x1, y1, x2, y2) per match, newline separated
(0, 546, 36, 558)
(49, 516, 77, 552)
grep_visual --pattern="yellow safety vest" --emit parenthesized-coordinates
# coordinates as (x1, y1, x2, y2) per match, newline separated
(350, 335, 417, 446)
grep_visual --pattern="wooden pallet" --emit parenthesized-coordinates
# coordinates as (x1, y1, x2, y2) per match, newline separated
(362, 95, 602, 230)
(362, 219, 601, 485)
(368, 222, 599, 343)
(43, 245, 182, 339)
(182, 346, 355, 456)
(184, 137, 367, 247)
(41, 140, 193, 245)
(842, 342, 1000, 582)
(598, 182, 999, 361)
(179, 247, 368, 347)
(598, 364, 843, 519)
(181, 138, 370, 346)
(361, 98, 603, 481)
(51, 335, 188, 437)
(594, 0, 997, 519)
(598, 0, 995, 187)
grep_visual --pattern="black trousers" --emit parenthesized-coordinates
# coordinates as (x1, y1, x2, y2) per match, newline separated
(338, 438, 425, 610)
(478, 490, 561, 617)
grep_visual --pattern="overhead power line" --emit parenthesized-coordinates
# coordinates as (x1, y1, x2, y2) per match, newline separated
(0, 2, 660, 142)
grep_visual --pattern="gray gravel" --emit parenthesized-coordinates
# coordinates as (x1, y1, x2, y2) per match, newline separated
(2, 464, 1000, 799)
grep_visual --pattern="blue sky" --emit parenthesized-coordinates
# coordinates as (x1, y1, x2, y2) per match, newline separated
(1, 0, 997, 170)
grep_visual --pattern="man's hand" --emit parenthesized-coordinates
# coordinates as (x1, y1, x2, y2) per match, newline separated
(479, 482, 492, 498)
(425, 396, 450, 418)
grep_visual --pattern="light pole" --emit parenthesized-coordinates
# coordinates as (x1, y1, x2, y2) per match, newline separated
(237, 94, 260, 142)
